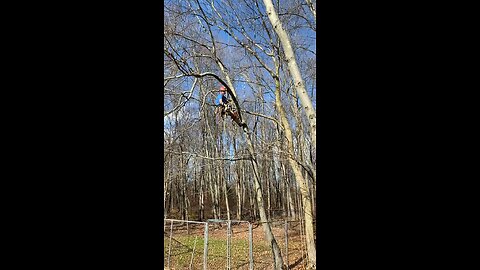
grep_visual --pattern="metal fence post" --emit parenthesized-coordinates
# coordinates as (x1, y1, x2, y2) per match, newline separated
(165, 219, 259, 269)
(203, 222, 209, 270)
(285, 219, 289, 269)
(249, 222, 253, 270)
(227, 220, 232, 270)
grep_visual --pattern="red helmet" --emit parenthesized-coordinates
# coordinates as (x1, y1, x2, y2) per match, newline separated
(219, 86, 226, 92)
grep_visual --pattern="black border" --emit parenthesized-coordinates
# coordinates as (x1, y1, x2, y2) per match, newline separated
(4, 1, 467, 268)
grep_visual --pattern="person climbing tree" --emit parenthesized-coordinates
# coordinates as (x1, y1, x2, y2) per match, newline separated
(214, 85, 229, 123)
(215, 85, 245, 128)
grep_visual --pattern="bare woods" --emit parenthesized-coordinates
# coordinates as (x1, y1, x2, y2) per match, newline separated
(164, 0, 316, 268)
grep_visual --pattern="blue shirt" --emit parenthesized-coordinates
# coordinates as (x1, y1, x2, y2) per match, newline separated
(215, 94, 228, 105)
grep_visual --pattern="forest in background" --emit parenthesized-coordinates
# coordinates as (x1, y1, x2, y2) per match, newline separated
(164, 0, 316, 268)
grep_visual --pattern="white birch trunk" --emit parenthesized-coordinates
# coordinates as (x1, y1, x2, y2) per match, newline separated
(262, 0, 317, 149)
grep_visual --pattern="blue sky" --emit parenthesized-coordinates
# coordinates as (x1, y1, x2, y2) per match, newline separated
(165, 0, 315, 132)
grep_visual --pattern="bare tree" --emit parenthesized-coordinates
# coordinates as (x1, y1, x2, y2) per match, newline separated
(164, 1, 316, 268)
(164, 1, 286, 268)
(261, 0, 317, 152)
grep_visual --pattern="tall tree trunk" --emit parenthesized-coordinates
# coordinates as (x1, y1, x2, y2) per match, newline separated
(236, 173, 242, 220)
(310, 177, 316, 220)
(273, 77, 316, 269)
(280, 161, 295, 219)
(241, 167, 246, 219)
(291, 89, 316, 184)
(199, 167, 205, 220)
(206, 147, 218, 219)
(272, 143, 282, 215)
(182, 180, 187, 220)
(262, 0, 317, 150)
(233, 137, 242, 220)
(245, 133, 285, 269)
(167, 172, 175, 216)
(214, 168, 221, 218)
(164, 156, 170, 218)
(247, 172, 256, 220)
(266, 165, 272, 220)
(223, 166, 231, 221)
(217, 62, 285, 269)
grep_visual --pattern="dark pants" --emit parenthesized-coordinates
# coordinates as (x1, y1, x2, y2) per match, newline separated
(215, 105, 226, 123)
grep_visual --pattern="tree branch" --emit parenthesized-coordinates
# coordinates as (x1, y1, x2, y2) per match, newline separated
(164, 78, 197, 117)
(165, 150, 251, 162)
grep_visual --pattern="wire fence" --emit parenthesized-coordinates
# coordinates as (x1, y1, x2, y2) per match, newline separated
(164, 218, 311, 270)
(251, 219, 310, 270)
(164, 219, 209, 270)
